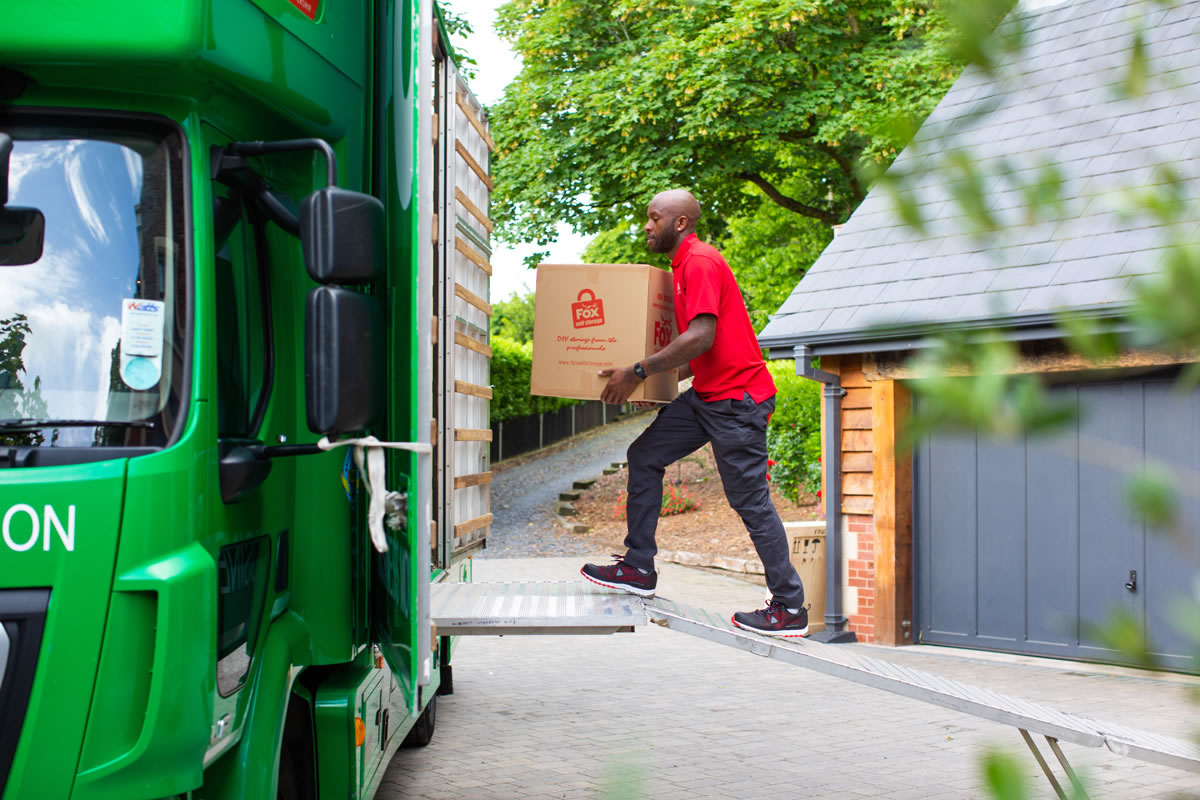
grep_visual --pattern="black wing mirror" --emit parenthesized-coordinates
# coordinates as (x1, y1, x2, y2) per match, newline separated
(301, 186, 385, 284)
(0, 133, 45, 266)
(305, 285, 384, 435)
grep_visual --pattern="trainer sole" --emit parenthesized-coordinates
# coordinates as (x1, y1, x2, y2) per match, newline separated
(580, 569, 656, 597)
(730, 616, 810, 638)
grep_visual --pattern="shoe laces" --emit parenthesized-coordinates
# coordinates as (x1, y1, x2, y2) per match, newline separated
(754, 600, 786, 619)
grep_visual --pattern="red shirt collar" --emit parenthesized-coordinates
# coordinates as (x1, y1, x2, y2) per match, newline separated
(671, 233, 699, 268)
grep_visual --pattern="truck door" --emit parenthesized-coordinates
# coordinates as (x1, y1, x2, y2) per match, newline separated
(206, 137, 298, 756)
(432, 49, 494, 570)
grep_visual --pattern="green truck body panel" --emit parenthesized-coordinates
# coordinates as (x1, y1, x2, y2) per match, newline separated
(0, 1, 485, 797)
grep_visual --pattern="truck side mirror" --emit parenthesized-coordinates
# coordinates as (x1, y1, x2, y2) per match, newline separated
(305, 285, 384, 435)
(300, 187, 385, 284)
(0, 133, 45, 266)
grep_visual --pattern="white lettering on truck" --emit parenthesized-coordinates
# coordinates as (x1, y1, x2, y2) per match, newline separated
(2, 504, 76, 552)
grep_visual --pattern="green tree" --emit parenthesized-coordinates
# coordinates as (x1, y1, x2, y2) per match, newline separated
(492, 0, 961, 250)
(490, 290, 536, 344)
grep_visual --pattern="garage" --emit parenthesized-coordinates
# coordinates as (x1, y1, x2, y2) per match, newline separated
(914, 375, 1198, 671)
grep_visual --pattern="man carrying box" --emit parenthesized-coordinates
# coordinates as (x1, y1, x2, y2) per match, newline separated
(580, 189, 809, 637)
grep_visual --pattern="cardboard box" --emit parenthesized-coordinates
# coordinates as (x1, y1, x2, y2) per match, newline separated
(785, 521, 826, 632)
(531, 263, 678, 403)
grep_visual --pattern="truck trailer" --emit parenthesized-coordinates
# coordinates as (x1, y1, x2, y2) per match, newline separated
(0, 1, 494, 797)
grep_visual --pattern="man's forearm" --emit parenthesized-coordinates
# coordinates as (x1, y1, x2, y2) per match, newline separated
(639, 316, 716, 377)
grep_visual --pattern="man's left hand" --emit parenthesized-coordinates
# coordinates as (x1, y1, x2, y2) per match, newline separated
(598, 366, 640, 405)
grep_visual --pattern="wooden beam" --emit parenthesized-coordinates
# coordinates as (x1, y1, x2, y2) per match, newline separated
(454, 471, 493, 489)
(454, 332, 493, 358)
(432, 212, 439, 245)
(454, 513, 493, 536)
(455, 428, 493, 442)
(872, 380, 913, 647)
(842, 495, 874, 515)
(455, 380, 493, 399)
(455, 139, 494, 191)
(842, 472, 873, 496)
(455, 187, 494, 234)
(455, 282, 493, 316)
(455, 236, 493, 276)
(842, 429, 873, 452)
(843, 388, 872, 409)
(843, 409, 873, 430)
(456, 91, 497, 151)
(841, 452, 873, 472)
(431, 314, 438, 345)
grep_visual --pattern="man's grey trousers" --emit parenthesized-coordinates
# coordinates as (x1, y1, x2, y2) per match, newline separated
(622, 388, 806, 609)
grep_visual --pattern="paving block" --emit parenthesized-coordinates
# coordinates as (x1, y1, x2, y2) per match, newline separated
(573, 479, 596, 490)
(559, 490, 582, 501)
(556, 503, 576, 516)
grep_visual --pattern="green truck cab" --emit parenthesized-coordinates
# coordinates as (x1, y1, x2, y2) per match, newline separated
(0, 1, 494, 797)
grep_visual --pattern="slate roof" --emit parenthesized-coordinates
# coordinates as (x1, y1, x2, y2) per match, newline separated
(758, 0, 1200, 355)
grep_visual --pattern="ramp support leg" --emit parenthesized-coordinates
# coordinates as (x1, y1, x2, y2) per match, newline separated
(1019, 729, 1089, 800)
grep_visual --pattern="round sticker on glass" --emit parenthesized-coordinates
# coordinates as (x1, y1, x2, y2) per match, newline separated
(121, 356, 161, 391)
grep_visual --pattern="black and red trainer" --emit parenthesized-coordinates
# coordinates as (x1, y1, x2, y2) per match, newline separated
(580, 556, 657, 597)
(731, 601, 809, 637)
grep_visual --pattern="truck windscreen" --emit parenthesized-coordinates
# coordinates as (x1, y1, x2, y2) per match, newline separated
(0, 120, 188, 450)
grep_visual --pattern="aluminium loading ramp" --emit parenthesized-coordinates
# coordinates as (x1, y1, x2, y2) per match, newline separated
(432, 580, 1200, 798)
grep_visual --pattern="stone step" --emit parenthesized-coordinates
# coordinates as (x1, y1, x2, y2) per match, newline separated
(559, 491, 582, 501)
(572, 479, 596, 490)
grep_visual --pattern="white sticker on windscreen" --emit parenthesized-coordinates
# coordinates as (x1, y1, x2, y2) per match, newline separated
(121, 299, 165, 358)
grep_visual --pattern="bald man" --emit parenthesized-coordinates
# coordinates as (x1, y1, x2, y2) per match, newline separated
(581, 190, 809, 637)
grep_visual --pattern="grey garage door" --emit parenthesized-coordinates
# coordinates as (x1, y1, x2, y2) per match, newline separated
(915, 376, 1198, 671)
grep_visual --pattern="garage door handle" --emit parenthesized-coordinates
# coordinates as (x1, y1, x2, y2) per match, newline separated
(1125, 570, 1137, 592)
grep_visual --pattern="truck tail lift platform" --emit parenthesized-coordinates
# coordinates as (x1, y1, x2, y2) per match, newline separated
(432, 580, 1200, 800)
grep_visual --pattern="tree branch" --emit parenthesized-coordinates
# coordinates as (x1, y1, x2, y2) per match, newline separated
(813, 143, 864, 203)
(736, 172, 840, 224)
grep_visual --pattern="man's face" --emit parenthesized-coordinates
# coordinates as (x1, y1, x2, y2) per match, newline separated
(644, 201, 680, 254)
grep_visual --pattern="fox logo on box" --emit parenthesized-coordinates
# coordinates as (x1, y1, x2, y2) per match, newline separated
(571, 289, 605, 329)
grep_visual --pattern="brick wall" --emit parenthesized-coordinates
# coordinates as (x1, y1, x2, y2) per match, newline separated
(845, 514, 875, 642)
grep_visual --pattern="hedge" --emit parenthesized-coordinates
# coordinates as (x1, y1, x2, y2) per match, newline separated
(490, 336, 578, 424)
(765, 359, 823, 504)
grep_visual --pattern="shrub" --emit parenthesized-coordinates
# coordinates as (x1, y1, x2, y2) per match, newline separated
(490, 335, 578, 424)
(765, 359, 823, 504)
(613, 485, 701, 520)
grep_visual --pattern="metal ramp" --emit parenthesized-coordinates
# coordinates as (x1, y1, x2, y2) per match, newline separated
(433, 582, 1200, 797)
(431, 580, 646, 635)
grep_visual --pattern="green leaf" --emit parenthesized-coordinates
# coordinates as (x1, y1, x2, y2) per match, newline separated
(981, 750, 1029, 800)
(1126, 469, 1177, 531)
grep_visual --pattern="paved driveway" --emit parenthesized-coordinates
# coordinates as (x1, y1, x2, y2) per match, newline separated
(380, 558, 1200, 799)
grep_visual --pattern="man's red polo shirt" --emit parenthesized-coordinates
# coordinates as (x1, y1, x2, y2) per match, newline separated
(670, 233, 775, 403)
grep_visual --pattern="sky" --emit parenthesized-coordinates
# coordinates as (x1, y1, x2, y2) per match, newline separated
(452, 1, 590, 302)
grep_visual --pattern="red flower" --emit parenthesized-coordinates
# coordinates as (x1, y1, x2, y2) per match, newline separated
(817, 456, 822, 463)
(766, 473, 772, 481)
(816, 490, 822, 498)
(767, 459, 777, 466)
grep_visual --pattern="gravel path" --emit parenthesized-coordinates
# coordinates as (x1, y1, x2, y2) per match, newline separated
(481, 412, 653, 558)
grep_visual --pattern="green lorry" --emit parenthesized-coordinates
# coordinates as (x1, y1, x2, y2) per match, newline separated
(0, 1, 496, 796)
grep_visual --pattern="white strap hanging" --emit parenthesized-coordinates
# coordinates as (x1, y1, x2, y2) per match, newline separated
(318, 435, 432, 553)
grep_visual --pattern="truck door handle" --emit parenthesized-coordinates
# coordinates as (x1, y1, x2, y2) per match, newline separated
(1125, 570, 1137, 592)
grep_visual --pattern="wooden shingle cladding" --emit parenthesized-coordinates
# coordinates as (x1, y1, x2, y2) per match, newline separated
(815, 354, 912, 645)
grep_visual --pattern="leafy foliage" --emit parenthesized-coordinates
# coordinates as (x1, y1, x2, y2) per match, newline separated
(0, 313, 46, 446)
(490, 290, 537, 344)
(764, 359, 823, 503)
(490, 335, 577, 424)
(613, 484, 701, 520)
(438, 3, 478, 79)
(491, 0, 962, 250)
